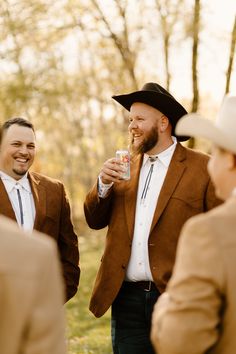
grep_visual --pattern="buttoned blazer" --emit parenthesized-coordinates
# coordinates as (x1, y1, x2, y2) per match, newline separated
(0, 215, 66, 354)
(84, 143, 221, 317)
(0, 171, 80, 301)
(151, 197, 236, 354)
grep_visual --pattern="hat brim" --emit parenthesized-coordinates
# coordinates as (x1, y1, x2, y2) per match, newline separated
(176, 113, 236, 154)
(112, 91, 189, 142)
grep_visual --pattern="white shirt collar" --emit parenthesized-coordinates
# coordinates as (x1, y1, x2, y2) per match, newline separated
(0, 171, 31, 193)
(143, 136, 177, 167)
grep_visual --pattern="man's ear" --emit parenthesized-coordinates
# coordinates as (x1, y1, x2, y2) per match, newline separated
(225, 151, 236, 170)
(159, 115, 170, 133)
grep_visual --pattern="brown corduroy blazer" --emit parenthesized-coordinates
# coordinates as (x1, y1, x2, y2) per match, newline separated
(0, 171, 80, 302)
(84, 143, 222, 318)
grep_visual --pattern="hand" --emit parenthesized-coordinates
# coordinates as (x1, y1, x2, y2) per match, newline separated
(100, 158, 126, 184)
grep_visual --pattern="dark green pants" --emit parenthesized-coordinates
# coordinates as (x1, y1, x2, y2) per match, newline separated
(111, 282, 160, 354)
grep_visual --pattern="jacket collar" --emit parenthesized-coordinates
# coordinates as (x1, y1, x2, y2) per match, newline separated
(124, 143, 186, 239)
(0, 172, 47, 231)
(28, 172, 46, 231)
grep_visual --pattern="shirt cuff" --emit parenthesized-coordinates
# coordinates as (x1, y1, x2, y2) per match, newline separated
(98, 175, 114, 198)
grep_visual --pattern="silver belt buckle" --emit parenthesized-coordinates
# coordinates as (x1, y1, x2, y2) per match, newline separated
(144, 281, 152, 292)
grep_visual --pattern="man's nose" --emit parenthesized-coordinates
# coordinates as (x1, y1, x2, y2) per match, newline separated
(129, 120, 137, 130)
(18, 146, 29, 154)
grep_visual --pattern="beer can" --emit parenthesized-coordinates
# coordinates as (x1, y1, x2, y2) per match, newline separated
(116, 150, 130, 180)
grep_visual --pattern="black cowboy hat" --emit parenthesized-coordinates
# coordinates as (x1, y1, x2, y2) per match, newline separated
(112, 82, 189, 142)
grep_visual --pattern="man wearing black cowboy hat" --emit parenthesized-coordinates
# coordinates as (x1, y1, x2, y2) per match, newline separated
(84, 82, 221, 354)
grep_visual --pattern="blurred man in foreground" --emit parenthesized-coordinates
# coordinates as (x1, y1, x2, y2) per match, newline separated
(151, 94, 236, 354)
(0, 215, 66, 354)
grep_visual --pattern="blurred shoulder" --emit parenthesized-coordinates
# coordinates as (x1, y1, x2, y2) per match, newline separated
(0, 215, 57, 267)
(181, 197, 236, 242)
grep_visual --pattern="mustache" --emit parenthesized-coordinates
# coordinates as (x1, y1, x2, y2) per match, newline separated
(129, 128, 159, 155)
(128, 134, 139, 156)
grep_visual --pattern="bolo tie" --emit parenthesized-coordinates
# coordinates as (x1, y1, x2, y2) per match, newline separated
(140, 156, 158, 203)
(15, 184, 24, 226)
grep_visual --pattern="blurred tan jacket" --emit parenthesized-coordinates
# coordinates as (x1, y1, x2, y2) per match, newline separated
(0, 215, 67, 354)
(151, 196, 236, 354)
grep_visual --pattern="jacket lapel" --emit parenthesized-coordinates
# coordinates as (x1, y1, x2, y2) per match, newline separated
(150, 143, 187, 232)
(0, 179, 16, 221)
(124, 155, 143, 240)
(28, 173, 46, 231)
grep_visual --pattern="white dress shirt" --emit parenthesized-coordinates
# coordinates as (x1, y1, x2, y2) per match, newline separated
(0, 171, 36, 232)
(126, 137, 177, 281)
(98, 137, 177, 281)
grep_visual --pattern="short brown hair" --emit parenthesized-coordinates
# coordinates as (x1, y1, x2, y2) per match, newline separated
(0, 117, 35, 143)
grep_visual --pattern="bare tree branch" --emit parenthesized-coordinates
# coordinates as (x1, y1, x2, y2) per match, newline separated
(154, 0, 185, 90)
(90, 0, 138, 89)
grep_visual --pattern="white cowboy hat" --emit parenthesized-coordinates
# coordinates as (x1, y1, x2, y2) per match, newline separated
(175, 94, 236, 154)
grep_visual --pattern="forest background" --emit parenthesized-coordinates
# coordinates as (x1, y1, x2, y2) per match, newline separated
(1, 0, 236, 353)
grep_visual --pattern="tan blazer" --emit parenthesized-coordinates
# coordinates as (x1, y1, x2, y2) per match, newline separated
(84, 143, 221, 317)
(151, 196, 236, 354)
(0, 171, 80, 301)
(0, 215, 66, 354)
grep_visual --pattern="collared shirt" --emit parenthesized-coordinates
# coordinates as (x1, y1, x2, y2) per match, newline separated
(98, 175, 113, 197)
(126, 137, 177, 281)
(0, 171, 36, 232)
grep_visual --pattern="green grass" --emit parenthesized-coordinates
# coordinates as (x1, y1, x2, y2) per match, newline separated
(65, 229, 113, 354)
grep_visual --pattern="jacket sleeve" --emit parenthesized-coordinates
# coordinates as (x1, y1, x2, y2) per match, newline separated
(84, 179, 113, 230)
(151, 216, 225, 354)
(58, 184, 80, 302)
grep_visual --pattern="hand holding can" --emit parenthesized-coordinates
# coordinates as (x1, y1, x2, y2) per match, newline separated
(116, 150, 130, 180)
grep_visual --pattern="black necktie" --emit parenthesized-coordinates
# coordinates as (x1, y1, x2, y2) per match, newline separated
(16, 185, 24, 226)
(141, 156, 158, 203)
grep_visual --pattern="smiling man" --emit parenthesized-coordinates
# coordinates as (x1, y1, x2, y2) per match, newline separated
(84, 82, 222, 354)
(0, 117, 80, 302)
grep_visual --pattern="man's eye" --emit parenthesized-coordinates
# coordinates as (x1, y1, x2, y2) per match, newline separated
(12, 143, 20, 146)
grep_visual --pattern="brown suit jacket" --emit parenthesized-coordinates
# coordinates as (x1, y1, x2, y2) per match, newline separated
(84, 143, 221, 317)
(0, 171, 80, 301)
(0, 215, 66, 354)
(151, 196, 236, 354)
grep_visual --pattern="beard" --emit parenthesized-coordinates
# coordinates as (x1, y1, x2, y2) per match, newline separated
(13, 168, 28, 176)
(130, 126, 159, 155)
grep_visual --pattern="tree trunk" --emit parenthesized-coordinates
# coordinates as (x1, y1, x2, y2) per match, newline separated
(188, 0, 200, 149)
(225, 15, 236, 94)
